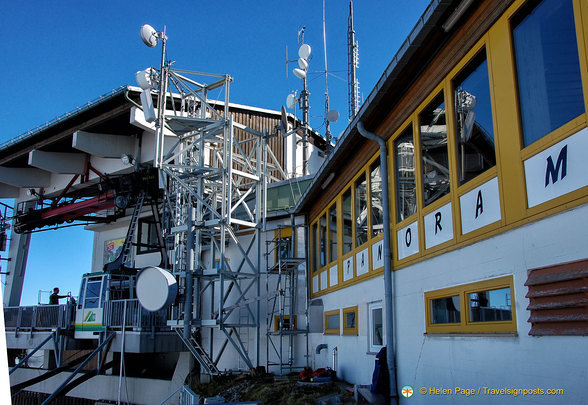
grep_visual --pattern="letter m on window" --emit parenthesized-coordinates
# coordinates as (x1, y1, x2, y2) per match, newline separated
(545, 145, 567, 187)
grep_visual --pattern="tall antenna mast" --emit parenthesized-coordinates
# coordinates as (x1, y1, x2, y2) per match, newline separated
(348, 0, 360, 120)
(323, 0, 333, 152)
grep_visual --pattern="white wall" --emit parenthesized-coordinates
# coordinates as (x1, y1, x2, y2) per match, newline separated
(309, 203, 588, 403)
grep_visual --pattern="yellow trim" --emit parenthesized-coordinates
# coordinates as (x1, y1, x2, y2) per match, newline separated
(342, 306, 359, 335)
(273, 227, 296, 264)
(310, 0, 588, 297)
(324, 309, 340, 335)
(424, 276, 516, 334)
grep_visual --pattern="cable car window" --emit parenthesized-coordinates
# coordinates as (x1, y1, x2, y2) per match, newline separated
(84, 278, 102, 309)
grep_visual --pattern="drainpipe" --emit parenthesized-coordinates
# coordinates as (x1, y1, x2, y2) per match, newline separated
(357, 122, 397, 404)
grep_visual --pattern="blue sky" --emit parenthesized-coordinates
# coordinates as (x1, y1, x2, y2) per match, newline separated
(0, 0, 430, 305)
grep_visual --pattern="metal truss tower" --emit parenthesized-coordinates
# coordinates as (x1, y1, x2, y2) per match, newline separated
(153, 66, 267, 373)
(348, 0, 360, 120)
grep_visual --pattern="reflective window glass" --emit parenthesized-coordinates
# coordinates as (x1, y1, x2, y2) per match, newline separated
(394, 125, 417, 221)
(342, 188, 353, 255)
(512, 0, 584, 147)
(468, 287, 512, 322)
(370, 158, 384, 237)
(420, 92, 451, 206)
(430, 295, 461, 324)
(453, 49, 496, 185)
(329, 204, 338, 262)
(355, 173, 368, 247)
(319, 214, 327, 268)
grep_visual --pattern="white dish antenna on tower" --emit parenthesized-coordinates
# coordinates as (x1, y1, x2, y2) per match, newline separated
(136, 266, 178, 312)
(327, 109, 340, 123)
(293, 68, 306, 79)
(298, 44, 312, 59)
(286, 93, 297, 109)
(140, 24, 159, 48)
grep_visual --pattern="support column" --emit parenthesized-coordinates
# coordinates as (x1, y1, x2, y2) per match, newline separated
(3, 230, 31, 306)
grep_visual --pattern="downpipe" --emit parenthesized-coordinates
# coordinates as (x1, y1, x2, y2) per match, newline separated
(357, 122, 398, 404)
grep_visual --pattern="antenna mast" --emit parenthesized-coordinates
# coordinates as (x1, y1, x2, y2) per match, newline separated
(323, 0, 333, 152)
(348, 0, 360, 120)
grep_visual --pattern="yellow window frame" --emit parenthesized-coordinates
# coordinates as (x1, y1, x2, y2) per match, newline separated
(324, 309, 341, 335)
(342, 306, 359, 335)
(424, 275, 516, 334)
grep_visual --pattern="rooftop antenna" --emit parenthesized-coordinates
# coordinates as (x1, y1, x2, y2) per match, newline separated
(323, 0, 338, 154)
(348, 0, 360, 120)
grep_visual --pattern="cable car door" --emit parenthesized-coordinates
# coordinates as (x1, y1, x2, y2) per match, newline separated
(74, 275, 106, 339)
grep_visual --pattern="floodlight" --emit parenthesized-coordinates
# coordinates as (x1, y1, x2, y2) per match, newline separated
(293, 68, 306, 79)
(298, 43, 311, 59)
(140, 24, 159, 47)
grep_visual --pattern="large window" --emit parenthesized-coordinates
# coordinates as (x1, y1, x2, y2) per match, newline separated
(419, 92, 451, 206)
(311, 222, 318, 273)
(343, 306, 359, 335)
(370, 158, 384, 237)
(453, 49, 496, 185)
(512, 0, 584, 147)
(319, 214, 327, 268)
(342, 188, 353, 255)
(394, 125, 417, 222)
(328, 203, 338, 262)
(355, 173, 368, 247)
(425, 276, 516, 333)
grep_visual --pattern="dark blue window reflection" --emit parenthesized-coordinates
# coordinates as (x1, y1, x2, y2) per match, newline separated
(453, 49, 496, 185)
(512, 0, 583, 147)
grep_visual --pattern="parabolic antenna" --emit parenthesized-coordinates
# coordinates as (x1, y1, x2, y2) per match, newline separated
(136, 68, 154, 90)
(140, 24, 158, 48)
(136, 266, 177, 312)
(293, 68, 306, 79)
(298, 58, 308, 70)
(286, 94, 297, 109)
(298, 43, 311, 59)
(327, 110, 340, 123)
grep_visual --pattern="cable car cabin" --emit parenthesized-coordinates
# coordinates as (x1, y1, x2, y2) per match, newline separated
(74, 270, 136, 339)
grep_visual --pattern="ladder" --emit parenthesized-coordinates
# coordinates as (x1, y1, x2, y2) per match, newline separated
(175, 329, 220, 375)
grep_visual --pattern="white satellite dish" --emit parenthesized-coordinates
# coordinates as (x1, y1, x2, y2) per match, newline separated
(298, 58, 308, 70)
(136, 266, 177, 312)
(327, 109, 340, 123)
(293, 68, 306, 79)
(286, 94, 297, 109)
(298, 43, 311, 59)
(140, 24, 158, 48)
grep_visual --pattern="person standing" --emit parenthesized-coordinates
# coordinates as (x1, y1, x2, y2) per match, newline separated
(49, 287, 67, 305)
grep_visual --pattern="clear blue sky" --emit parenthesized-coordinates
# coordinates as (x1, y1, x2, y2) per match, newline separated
(0, 0, 430, 305)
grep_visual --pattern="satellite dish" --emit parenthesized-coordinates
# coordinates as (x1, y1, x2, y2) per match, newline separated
(140, 24, 158, 48)
(293, 68, 306, 79)
(298, 43, 311, 59)
(280, 106, 289, 135)
(298, 58, 308, 70)
(286, 94, 297, 109)
(136, 266, 177, 312)
(327, 110, 340, 123)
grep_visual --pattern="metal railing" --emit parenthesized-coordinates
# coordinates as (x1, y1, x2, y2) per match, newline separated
(4, 304, 74, 331)
(103, 299, 168, 330)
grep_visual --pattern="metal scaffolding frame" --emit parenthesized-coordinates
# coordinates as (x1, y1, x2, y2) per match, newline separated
(153, 66, 268, 373)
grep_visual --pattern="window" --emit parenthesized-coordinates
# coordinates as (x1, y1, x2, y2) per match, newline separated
(370, 158, 384, 237)
(512, 0, 584, 147)
(319, 214, 327, 268)
(275, 227, 293, 262)
(343, 306, 359, 335)
(84, 278, 103, 309)
(355, 173, 368, 247)
(394, 125, 417, 222)
(137, 217, 160, 254)
(453, 48, 496, 185)
(419, 92, 450, 206)
(328, 203, 338, 262)
(425, 276, 516, 333)
(324, 309, 340, 335)
(311, 222, 318, 273)
(342, 188, 353, 255)
(368, 302, 384, 352)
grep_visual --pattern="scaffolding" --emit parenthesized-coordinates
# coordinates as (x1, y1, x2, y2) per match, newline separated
(265, 224, 308, 375)
(152, 66, 269, 373)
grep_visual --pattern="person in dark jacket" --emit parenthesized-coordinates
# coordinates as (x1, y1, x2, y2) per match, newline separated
(49, 288, 67, 305)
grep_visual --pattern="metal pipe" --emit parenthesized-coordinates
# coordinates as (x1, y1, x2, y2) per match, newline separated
(184, 216, 194, 340)
(357, 122, 398, 404)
